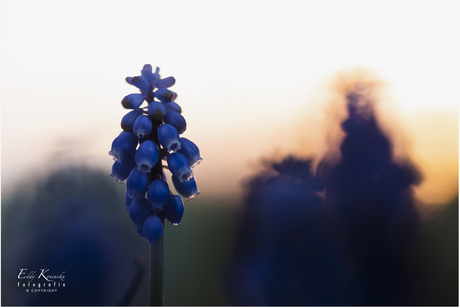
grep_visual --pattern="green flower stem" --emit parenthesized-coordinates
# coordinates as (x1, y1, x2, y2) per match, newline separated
(149, 216, 164, 306)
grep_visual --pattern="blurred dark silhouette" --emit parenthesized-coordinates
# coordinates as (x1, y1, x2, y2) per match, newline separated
(225, 82, 458, 305)
(224, 156, 350, 305)
(1, 166, 150, 306)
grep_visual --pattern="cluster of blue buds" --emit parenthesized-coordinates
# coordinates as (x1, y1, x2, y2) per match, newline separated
(109, 65, 202, 244)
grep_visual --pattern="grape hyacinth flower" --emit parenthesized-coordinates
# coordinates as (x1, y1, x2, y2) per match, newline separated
(108, 64, 202, 305)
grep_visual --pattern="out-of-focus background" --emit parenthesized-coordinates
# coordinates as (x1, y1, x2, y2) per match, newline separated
(1, 0, 458, 306)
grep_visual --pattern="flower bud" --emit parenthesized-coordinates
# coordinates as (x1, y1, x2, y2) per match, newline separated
(141, 64, 159, 84)
(129, 76, 150, 93)
(121, 93, 144, 109)
(164, 101, 182, 114)
(154, 88, 175, 103)
(148, 102, 167, 121)
(164, 110, 186, 134)
(155, 76, 176, 88)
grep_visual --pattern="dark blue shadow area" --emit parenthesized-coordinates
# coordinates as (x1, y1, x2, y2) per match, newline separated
(224, 88, 458, 305)
(1, 167, 150, 306)
(1, 167, 238, 306)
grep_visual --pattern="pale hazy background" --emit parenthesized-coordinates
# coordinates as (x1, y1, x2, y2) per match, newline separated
(1, 0, 458, 208)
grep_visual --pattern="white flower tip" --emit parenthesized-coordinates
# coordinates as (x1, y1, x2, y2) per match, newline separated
(186, 191, 200, 201)
(191, 157, 203, 168)
(109, 151, 121, 162)
(179, 171, 193, 183)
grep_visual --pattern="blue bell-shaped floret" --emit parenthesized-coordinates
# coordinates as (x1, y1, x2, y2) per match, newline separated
(110, 155, 136, 183)
(164, 195, 184, 225)
(178, 138, 202, 168)
(158, 123, 181, 153)
(172, 175, 200, 200)
(133, 115, 153, 139)
(167, 152, 193, 182)
(164, 110, 186, 134)
(147, 179, 170, 210)
(135, 140, 159, 173)
(121, 108, 143, 132)
(128, 197, 151, 226)
(143, 214, 164, 244)
(109, 131, 138, 162)
(126, 168, 149, 198)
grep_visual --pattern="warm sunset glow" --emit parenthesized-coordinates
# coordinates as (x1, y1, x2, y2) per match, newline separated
(1, 0, 458, 209)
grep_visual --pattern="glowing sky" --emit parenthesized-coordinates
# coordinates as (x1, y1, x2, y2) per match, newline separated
(1, 0, 458, 206)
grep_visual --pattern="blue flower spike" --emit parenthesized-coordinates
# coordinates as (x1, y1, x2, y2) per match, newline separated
(109, 64, 202, 246)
